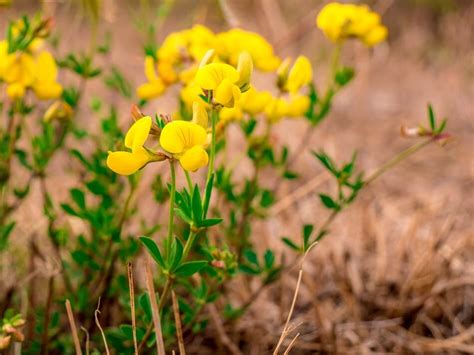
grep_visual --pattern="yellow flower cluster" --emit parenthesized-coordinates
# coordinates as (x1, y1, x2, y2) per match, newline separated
(107, 102, 210, 175)
(0, 40, 62, 100)
(136, 25, 280, 101)
(316, 2, 388, 46)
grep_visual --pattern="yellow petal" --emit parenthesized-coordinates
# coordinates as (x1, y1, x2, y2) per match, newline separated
(35, 51, 58, 82)
(160, 120, 207, 154)
(136, 80, 165, 100)
(179, 145, 209, 172)
(195, 63, 239, 90)
(192, 101, 208, 128)
(33, 82, 63, 100)
(286, 56, 312, 93)
(124, 116, 152, 151)
(144, 56, 158, 82)
(235, 51, 253, 91)
(362, 25, 388, 47)
(106, 148, 150, 175)
(6, 83, 25, 99)
(215, 79, 241, 108)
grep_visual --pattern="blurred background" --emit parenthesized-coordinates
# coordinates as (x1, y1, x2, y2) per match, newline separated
(1, 0, 473, 353)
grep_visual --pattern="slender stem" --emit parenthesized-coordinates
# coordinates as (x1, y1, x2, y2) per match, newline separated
(364, 138, 434, 186)
(182, 231, 197, 261)
(167, 160, 176, 259)
(184, 170, 193, 191)
(206, 108, 218, 184)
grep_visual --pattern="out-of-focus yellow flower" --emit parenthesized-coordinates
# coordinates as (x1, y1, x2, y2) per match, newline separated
(284, 56, 312, 93)
(157, 60, 178, 85)
(0, 41, 8, 79)
(240, 87, 272, 115)
(316, 2, 388, 47)
(32, 51, 62, 100)
(160, 120, 209, 172)
(195, 63, 241, 108)
(180, 82, 204, 109)
(235, 51, 253, 92)
(287, 94, 310, 117)
(0, 0, 12, 7)
(44, 100, 73, 122)
(220, 106, 243, 123)
(216, 29, 280, 71)
(107, 117, 154, 175)
(136, 56, 166, 100)
(264, 97, 290, 123)
(3, 52, 36, 99)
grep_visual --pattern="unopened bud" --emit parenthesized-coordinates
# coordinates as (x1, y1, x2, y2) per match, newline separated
(199, 49, 216, 68)
(44, 101, 73, 123)
(276, 57, 292, 89)
(235, 51, 253, 92)
(131, 104, 145, 121)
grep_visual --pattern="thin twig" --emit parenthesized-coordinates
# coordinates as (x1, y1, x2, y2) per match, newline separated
(65, 299, 82, 355)
(80, 327, 90, 355)
(95, 298, 110, 355)
(283, 333, 300, 355)
(128, 262, 138, 355)
(171, 290, 186, 355)
(145, 257, 166, 355)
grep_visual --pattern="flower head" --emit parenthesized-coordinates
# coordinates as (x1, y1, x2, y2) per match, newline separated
(160, 120, 209, 172)
(107, 117, 154, 175)
(316, 2, 388, 47)
(136, 56, 166, 100)
(32, 51, 63, 100)
(281, 56, 313, 93)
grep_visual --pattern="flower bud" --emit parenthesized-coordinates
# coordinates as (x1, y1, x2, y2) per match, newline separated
(276, 57, 292, 90)
(235, 51, 253, 92)
(192, 101, 208, 128)
(44, 101, 73, 123)
(199, 49, 215, 68)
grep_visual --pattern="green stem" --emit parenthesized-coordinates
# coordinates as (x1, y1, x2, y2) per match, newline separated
(206, 109, 218, 184)
(182, 231, 197, 261)
(167, 160, 176, 260)
(184, 170, 193, 192)
(364, 138, 434, 186)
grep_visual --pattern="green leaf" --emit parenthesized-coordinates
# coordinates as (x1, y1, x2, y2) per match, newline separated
(260, 190, 275, 208)
(243, 249, 259, 267)
(313, 151, 337, 176)
(61, 203, 79, 217)
(198, 218, 222, 228)
(174, 261, 207, 277)
(428, 104, 435, 131)
(303, 224, 314, 249)
(436, 119, 447, 134)
(263, 250, 275, 269)
(139, 293, 152, 321)
(203, 173, 214, 218)
(86, 180, 108, 196)
(70, 188, 85, 210)
(281, 237, 300, 252)
(319, 194, 339, 210)
(169, 238, 183, 271)
(175, 208, 193, 225)
(335, 67, 355, 87)
(283, 170, 299, 180)
(238, 264, 260, 275)
(139, 237, 165, 268)
(191, 184, 203, 224)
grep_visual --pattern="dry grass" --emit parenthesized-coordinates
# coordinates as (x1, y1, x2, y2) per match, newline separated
(1, 0, 473, 353)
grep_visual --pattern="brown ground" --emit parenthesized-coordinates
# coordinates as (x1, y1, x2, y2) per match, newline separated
(1, 0, 473, 353)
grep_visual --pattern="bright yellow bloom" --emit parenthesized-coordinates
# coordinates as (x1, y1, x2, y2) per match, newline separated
(3, 52, 36, 99)
(136, 56, 166, 100)
(264, 97, 290, 123)
(235, 51, 253, 92)
(195, 63, 241, 108)
(316, 2, 388, 47)
(287, 94, 310, 117)
(216, 29, 280, 71)
(180, 82, 205, 109)
(239, 87, 272, 115)
(220, 106, 243, 123)
(285, 56, 313, 93)
(107, 117, 153, 175)
(160, 120, 209, 172)
(0, 41, 8, 79)
(32, 51, 63, 100)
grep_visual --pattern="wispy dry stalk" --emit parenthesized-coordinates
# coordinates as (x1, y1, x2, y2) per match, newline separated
(273, 243, 317, 355)
(145, 257, 166, 355)
(283, 333, 300, 355)
(94, 298, 110, 355)
(128, 262, 138, 355)
(171, 290, 186, 355)
(65, 299, 82, 355)
(80, 327, 90, 355)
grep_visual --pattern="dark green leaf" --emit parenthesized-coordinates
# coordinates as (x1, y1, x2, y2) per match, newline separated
(139, 236, 165, 268)
(319, 194, 339, 210)
(174, 261, 207, 277)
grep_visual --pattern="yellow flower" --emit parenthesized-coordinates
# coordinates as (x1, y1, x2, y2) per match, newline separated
(264, 97, 289, 123)
(136, 56, 166, 100)
(3, 52, 36, 99)
(160, 120, 209, 172)
(107, 117, 154, 175)
(220, 106, 243, 123)
(195, 63, 241, 108)
(235, 51, 253, 92)
(240, 87, 272, 115)
(284, 56, 313, 93)
(316, 2, 388, 47)
(0, 41, 8, 79)
(32, 51, 63, 100)
(287, 94, 310, 118)
(216, 29, 280, 71)
(180, 82, 205, 109)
